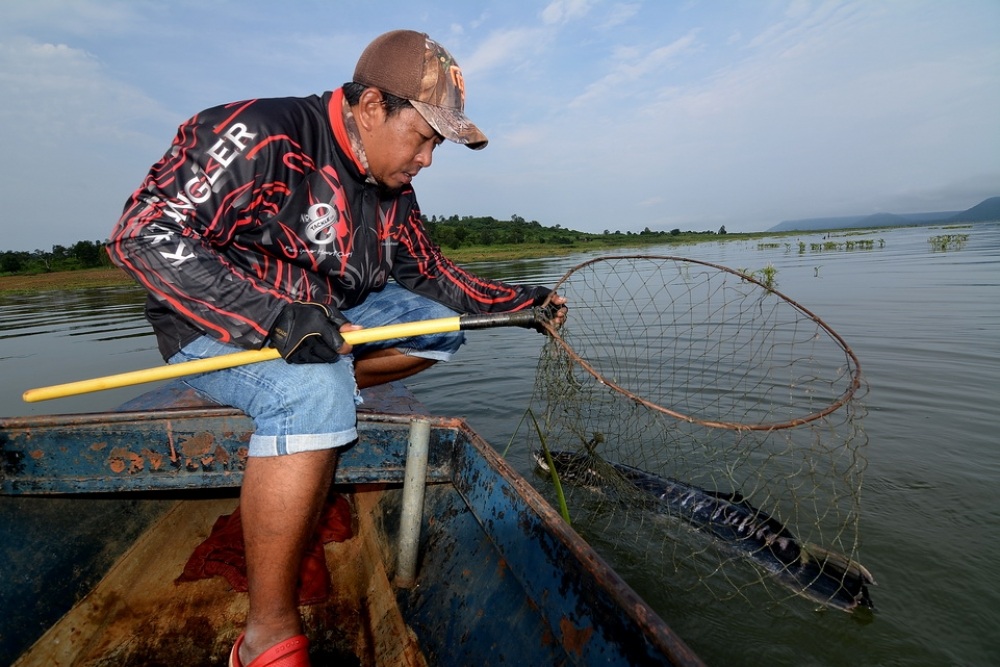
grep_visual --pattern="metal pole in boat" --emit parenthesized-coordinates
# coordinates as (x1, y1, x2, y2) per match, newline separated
(395, 417, 430, 588)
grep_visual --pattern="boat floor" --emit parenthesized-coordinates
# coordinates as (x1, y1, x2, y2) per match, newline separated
(14, 487, 426, 667)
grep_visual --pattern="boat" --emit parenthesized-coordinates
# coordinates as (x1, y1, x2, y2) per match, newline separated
(0, 381, 702, 666)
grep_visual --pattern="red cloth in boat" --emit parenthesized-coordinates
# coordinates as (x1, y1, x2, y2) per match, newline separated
(176, 494, 353, 605)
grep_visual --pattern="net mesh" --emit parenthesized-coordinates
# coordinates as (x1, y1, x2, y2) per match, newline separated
(525, 256, 872, 611)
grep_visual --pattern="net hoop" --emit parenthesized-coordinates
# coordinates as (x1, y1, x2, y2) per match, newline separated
(544, 255, 864, 431)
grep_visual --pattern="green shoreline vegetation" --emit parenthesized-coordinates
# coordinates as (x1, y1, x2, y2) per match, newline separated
(1, 214, 969, 295)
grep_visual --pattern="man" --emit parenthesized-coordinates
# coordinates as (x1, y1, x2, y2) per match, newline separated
(108, 29, 565, 667)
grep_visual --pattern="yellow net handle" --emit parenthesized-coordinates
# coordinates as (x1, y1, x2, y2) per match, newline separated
(23, 309, 550, 403)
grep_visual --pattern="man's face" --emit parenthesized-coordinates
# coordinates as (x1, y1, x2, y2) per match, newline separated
(363, 102, 444, 193)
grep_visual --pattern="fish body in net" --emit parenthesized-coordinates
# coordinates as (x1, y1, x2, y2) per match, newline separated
(536, 450, 875, 612)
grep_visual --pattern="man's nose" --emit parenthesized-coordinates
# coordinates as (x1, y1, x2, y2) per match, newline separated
(415, 145, 434, 169)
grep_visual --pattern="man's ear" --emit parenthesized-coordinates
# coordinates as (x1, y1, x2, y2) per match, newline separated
(354, 87, 385, 132)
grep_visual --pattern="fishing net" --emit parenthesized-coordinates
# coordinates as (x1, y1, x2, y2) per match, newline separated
(525, 255, 872, 612)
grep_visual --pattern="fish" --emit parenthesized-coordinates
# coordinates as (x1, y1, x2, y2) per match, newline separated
(535, 450, 875, 612)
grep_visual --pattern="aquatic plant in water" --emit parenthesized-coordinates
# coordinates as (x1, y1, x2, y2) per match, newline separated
(928, 234, 968, 251)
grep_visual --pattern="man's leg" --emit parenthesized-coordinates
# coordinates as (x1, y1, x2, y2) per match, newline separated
(235, 348, 436, 663)
(354, 348, 436, 388)
(237, 448, 338, 665)
(345, 284, 466, 389)
(170, 337, 361, 666)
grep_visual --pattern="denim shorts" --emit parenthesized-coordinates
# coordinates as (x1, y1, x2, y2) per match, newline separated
(168, 284, 464, 457)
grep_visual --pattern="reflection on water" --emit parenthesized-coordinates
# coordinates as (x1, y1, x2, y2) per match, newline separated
(1, 284, 165, 415)
(2, 223, 999, 666)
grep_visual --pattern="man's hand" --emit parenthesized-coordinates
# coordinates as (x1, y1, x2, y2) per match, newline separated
(269, 302, 353, 363)
(532, 288, 568, 333)
(546, 293, 568, 328)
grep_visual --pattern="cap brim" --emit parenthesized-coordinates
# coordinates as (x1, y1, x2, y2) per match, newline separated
(410, 100, 488, 150)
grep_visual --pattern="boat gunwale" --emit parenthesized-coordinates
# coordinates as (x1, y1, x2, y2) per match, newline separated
(0, 405, 432, 429)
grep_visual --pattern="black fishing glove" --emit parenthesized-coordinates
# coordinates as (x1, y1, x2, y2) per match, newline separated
(269, 301, 351, 364)
(532, 286, 553, 305)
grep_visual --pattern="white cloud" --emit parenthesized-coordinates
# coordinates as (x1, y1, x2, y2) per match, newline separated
(0, 37, 164, 143)
(462, 27, 549, 76)
(541, 0, 592, 26)
(569, 31, 700, 108)
(598, 3, 641, 30)
(0, 0, 142, 37)
(0, 35, 173, 249)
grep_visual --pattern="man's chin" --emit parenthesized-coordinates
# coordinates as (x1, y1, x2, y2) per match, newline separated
(376, 182, 409, 198)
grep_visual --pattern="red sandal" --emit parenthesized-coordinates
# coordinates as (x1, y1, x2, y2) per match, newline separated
(229, 633, 310, 667)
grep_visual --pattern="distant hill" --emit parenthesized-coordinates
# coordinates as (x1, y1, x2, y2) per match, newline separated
(950, 196, 1000, 223)
(768, 196, 999, 232)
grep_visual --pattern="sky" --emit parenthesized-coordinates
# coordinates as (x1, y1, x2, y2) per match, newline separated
(1, 0, 998, 251)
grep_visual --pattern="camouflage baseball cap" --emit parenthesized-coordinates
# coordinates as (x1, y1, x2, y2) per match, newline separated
(353, 30, 488, 150)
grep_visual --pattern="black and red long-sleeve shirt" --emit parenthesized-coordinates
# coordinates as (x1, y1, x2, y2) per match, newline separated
(109, 89, 545, 360)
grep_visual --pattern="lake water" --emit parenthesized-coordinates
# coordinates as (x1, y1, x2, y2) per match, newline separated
(2, 223, 998, 666)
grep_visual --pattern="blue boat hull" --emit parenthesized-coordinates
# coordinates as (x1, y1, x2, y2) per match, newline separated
(0, 384, 701, 666)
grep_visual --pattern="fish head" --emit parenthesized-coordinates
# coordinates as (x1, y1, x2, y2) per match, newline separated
(534, 450, 609, 487)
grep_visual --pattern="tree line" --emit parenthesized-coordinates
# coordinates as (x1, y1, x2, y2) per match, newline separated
(1, 240, 113, 275)
(421, 213, 725, 250)
(1, 216, 728, 276)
